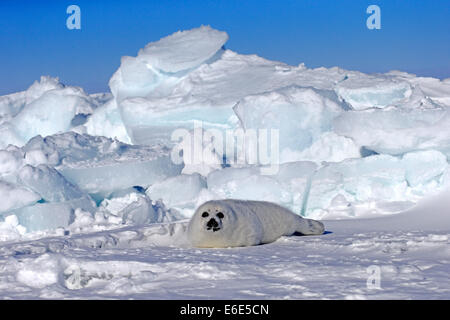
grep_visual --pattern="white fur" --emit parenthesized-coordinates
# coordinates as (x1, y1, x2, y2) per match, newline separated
(187, 199, 325, 248)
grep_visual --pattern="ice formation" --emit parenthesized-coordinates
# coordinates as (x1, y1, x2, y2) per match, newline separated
(0, 76, 99, 149)
(1, 25, 450, 237)
(146, 173, 207, 216)
(233, 86, 343, 155)
(334, 73, 412, 110)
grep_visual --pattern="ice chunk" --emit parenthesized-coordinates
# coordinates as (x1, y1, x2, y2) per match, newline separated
(88, 92, 113, 108)
(138, 25, 229, 73)
(335, 74, 412, 110)
(279, 131, 360, 163)
(108, 27, 349, 147)
(212, 173, 293, 205)
(174, 125, 223, 177)
(272, 162, 318, 213)
(402, 150, 447, 187)
(100, 192, 155, 225)
(0, 123, 24, 149)
(0, 76, 97, 148)
(25, 76, 64, 103)
(0, 76, 63, 126)
(401, 75, 450, 107)
(99, 192, 143, 218)
(83, 99, 131, 144)
(188, 151, 447, 218)
(206, 162, 317, 214)
(25, 76, 95, 116)
(12, 90, 78, 142)
(98, 192, 182, 225)
(59, 155, 182, 200)
(0, 149, 24, 177)
(109, 26, 228, 103)
(21, 133, 183, 199)
(109, 56, 162, 102)
(17, 164, 87, 202)
(0, 76, 88, 128)
(7, 197, 94, 232)
(233, 86, 343, 155)
(333, 107, 450, 155)
(0, 180, 40, 213)
(305, 151, 448, 218)
(0, 91, 26, 121)
(23, 149, 48, 167)
(2, 162, 96, 232)
(117, 96, 237, 145)
(273, 161, 318, 183)
(146, 173, 207, 215)
(307, 155, 407, 215)
(21, 135, 60, 166)
(121, 197, 154, 225)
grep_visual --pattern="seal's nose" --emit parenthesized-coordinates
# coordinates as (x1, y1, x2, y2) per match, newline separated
(206, 218, 218, 228)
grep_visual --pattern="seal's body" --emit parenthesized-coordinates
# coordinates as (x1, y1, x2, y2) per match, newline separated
(187, 199, 325, 248)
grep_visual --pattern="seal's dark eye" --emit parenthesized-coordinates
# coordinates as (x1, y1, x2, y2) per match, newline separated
(201, 212, 209, 218)
(216, 212, 224, 219)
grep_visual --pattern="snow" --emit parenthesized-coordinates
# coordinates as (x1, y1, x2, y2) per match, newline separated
(0, 25, 449, 299)
(16, 253, 60, 289)
(0, 187, 448, 298)
(0, 215, 26, 241)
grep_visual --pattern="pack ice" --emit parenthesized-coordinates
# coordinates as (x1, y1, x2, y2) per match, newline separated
(1, 25, 450, 238)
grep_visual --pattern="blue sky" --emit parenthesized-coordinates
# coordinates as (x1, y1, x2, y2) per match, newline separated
(1, 0, 449, 95)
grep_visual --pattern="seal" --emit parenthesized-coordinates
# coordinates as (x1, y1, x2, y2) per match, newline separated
(187, 199, 325, 248)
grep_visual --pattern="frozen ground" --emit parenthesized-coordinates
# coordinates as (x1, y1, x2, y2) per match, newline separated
(0, 187, 448, 300)
(1, 26, 450, 299)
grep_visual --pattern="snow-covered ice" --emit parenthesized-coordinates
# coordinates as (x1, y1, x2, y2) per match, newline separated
(0, 187, 448, 299)
(0, 76, 98, 149)
(0, 26, 449, 299)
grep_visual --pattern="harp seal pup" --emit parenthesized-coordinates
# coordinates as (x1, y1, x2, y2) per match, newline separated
(187, 199, 325, 248)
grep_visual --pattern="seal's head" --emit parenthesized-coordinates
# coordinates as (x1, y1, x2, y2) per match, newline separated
(187, 200, 238, 248)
